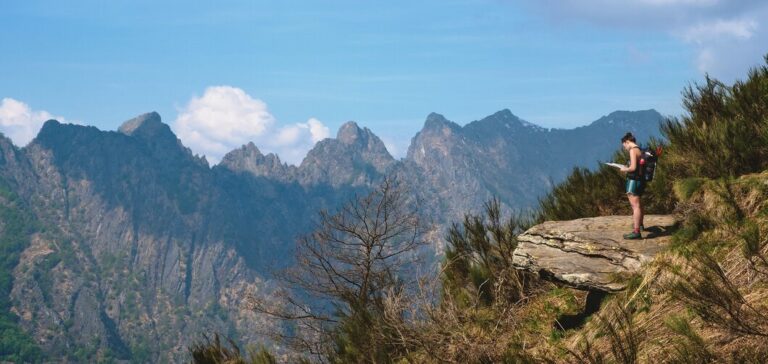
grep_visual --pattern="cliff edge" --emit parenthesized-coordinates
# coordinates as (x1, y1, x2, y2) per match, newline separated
(512, 215, 677, 291)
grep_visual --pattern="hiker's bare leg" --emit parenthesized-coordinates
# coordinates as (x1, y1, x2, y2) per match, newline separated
(628, 194, 641, 231)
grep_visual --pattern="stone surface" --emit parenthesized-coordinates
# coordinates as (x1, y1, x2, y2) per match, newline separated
(512, 215, 677, 292)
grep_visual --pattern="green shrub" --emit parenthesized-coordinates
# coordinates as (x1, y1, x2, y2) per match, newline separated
(538, 163, 627, 222)
(540, 56, 768, 221)
(189, 333, 277, 364)
(663, 315, 715, 364)
(661, 57, 768, 180)
(673, 178, 706, 202)
(443, 199, 538, 306)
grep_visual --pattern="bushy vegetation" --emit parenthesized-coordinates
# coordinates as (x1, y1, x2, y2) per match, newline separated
(190, 334, 278, 364)
(443, 199, 538, 306)
(376, 200, 558, 362)
(545, 56, 768, 362)
(538, 146, 675, 222)
(538, 162, 628, 221)
(661, 59, 768, 179)
(541, 56, 768, 221)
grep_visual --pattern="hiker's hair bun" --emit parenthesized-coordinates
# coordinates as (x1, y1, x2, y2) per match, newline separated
(621, 132, 636, 143)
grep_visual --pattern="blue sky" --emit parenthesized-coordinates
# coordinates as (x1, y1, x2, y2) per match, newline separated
(1, 0, 766, 163)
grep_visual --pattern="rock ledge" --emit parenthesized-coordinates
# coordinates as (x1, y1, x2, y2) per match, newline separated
(512, 215, 677, 292)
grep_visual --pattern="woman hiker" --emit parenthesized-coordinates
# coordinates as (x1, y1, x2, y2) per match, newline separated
(620, 132, 644, 239)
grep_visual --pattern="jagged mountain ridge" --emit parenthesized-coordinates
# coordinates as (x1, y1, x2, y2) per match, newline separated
(0, 108, 663, 361)
(220, 121, 397, 187)
(403, 109, 663, 221)
(221, 109, 663, 217)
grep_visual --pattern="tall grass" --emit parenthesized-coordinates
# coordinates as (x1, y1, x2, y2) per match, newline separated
(189, 334, 277, 364)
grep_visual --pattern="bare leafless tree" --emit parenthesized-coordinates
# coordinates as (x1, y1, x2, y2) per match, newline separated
(252, 178, 428, 362)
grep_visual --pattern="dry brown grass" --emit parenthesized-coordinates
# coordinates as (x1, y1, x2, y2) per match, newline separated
(552, 173, 768, 363)
(373, 266, 592, 364)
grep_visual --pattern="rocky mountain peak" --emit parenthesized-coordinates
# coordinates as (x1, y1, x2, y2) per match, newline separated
(115, 112, 195, 160)
(332, 121, 391, 157)
(38, 119, 62, 134)
(490, 108, 515, 120)
(118, 112, 164, 135)
(220, 142, 264, 163)
(470, 109, 541, 131)
(219, 142, 294, 180)
(423, 112, 459, 132)
(337, 121, 367, 145)
(242, 142, 263, 156)
(296, 122, 394, 186)
(591, 109, 663, 129)
(34, 119, 104, 148)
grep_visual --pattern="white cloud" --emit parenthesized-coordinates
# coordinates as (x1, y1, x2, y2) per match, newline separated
(379, 135, 409, 160)
(0, 98, 66, 147)
(682, 18, 757, 43)
(173, 86, 330, 165)
(306, 118, 330, 143)
(524, 0, 768, 81)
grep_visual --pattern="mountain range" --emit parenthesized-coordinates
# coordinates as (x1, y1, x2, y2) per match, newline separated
(0, 109, 663, 361)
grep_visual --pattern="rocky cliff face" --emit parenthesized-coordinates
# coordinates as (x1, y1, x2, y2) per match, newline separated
(3, 116, 289, 361)
(0, 108, 664, 361)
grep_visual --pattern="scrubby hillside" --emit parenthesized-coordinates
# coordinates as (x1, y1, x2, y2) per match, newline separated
(529, 56, 768, 362)
(556, 172, 768, 363)
(195, 56, 768, 363)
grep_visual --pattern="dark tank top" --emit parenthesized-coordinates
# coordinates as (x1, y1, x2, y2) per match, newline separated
(627, 146, 642, 181)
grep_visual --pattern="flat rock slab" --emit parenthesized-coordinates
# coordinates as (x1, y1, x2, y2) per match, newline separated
(512, 215, 677, 292)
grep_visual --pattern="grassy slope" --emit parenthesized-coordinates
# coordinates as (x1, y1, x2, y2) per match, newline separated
(543, 173, 768, 363)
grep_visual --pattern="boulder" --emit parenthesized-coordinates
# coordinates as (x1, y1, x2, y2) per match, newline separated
(512, 215, 677, 292)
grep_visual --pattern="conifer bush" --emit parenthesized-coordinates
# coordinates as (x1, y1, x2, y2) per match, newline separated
(662, 57, 768, 180)
(443, 198, 539, 306)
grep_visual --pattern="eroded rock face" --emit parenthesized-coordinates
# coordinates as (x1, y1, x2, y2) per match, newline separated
(512, 215, 677, 292)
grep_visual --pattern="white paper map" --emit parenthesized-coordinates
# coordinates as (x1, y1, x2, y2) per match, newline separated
(604, 162, 625, 169)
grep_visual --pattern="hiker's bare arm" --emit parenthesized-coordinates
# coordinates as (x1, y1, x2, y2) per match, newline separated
(621, 148, 639, 173)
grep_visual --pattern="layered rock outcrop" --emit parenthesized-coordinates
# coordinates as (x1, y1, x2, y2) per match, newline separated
(512, 215, 677, 292)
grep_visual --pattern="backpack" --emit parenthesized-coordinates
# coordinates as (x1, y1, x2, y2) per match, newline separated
(638, 146, 662, 182)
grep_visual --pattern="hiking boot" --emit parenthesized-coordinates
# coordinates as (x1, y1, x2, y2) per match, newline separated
(623, 231, 642, 240)
(640, 224, 645, 231)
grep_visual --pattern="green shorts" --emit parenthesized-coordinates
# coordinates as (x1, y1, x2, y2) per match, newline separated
(626, 179, 645, 196)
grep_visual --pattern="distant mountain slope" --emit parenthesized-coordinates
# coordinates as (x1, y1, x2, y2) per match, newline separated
(0, 108, 663, 361)
(404, 109, 664, 222)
